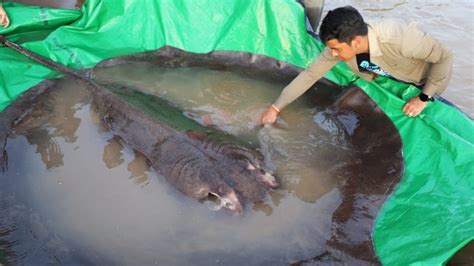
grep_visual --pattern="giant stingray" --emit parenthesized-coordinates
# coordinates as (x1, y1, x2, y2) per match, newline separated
(0, 44, 404, 264)
(95, 47, 404, 263)
(0, 36, 279, 213)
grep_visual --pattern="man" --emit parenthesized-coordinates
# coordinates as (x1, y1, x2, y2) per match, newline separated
(262, 6, 453, 124)
(0, 3, 10, 28)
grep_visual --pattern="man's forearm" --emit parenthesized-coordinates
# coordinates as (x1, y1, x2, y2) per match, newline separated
(273, 50, 337, 110)
(422, 45, 454, 96)
(274, 68, 324, 110)
(402, 22, 454, 96)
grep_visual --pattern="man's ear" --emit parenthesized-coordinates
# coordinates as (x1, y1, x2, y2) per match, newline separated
(352, 36, 363, 49)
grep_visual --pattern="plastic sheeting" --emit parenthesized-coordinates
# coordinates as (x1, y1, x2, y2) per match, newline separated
(0, 1, 472, 264)
(366, 76, 474, 265)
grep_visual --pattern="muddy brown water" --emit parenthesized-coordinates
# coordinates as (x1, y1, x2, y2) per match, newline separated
(1, 0, 471, 264)
(1, 63, 395, 265)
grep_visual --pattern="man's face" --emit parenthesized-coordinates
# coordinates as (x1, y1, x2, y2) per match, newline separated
(326, 39, 357, 61)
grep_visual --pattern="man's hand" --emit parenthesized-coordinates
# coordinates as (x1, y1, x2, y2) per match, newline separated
(0, 5, 10, 28)
(261, 105, 279, 125)
(402, 96, 428, 117)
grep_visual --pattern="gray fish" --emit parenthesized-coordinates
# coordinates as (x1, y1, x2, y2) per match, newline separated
(0, 35, 278, 213)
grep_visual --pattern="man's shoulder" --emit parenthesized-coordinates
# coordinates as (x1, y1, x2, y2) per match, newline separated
(370, 19, 407, 28)
(368, 19, 420, 48)
(368, 19, 408, 39)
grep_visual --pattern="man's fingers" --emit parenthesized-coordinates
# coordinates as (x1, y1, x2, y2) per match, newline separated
(261, 107, 278, 125)
(403, 104, 415, 117)
(263, 117, 276, 125)
(403, 103, 412, 115)
(404, 107, 421, 117)
(402, 103, 410, 113)
(262, 116, 276, 125)
(406, 109, 416, 117)
(403, 96, 428, 118)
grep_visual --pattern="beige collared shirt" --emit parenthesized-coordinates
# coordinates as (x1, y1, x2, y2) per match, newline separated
(274, 19, 453, 110)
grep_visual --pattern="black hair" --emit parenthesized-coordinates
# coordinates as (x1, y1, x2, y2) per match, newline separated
(319, 6, 368, 44)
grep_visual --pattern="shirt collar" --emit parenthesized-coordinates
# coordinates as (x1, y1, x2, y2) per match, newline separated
(367, 23, 383, 57)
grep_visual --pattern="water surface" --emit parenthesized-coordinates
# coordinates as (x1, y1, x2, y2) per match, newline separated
(1, 66, 363, 265)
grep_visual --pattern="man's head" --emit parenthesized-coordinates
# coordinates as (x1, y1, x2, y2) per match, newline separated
(319, 6, 368, 61)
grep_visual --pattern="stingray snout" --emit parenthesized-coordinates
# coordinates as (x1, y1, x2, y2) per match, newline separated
(260, 172, 279, 188)
(210, 189, 243, 214)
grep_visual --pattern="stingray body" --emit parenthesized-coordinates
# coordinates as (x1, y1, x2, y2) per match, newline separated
(0, 36, 277, 213)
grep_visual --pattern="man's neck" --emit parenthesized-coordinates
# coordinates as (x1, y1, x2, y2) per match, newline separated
(357, 35, 370, 54)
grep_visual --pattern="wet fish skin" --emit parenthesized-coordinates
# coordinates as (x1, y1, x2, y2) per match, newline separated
(0, 35, 278, 213)
(93, 84, 276, 213)
(152, 137, 244, 213)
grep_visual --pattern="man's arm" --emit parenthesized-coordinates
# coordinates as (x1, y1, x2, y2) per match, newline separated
(262, 48, 337, 124)
(402, 22, 453, 97)
(274, 48, 338, 110)
(400, 22, 453, 117)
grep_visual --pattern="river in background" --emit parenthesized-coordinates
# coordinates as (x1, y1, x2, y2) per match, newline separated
(325, 0, 474, 117)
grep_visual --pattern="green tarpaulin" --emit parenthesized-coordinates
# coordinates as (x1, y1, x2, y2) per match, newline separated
(0, 1, 472, 264)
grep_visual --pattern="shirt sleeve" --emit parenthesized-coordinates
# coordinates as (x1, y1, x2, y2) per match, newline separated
(401, 22, 453, 96)
(274, 47, 338, 110)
